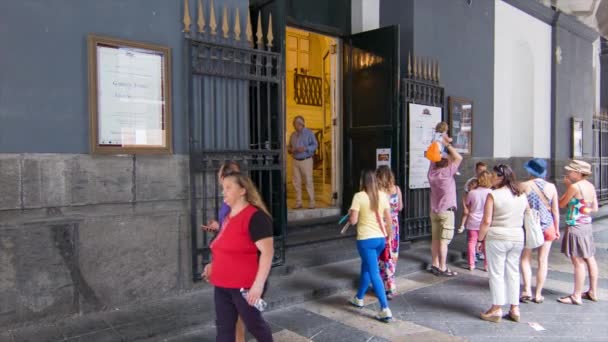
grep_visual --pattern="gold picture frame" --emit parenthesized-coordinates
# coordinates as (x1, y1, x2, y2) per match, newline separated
(88, 34, 172, 154)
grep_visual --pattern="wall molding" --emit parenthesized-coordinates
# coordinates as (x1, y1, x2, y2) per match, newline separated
(502, 0, 599, 42)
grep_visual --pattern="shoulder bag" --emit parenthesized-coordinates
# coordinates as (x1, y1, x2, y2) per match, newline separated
(375, 211, 391, 262)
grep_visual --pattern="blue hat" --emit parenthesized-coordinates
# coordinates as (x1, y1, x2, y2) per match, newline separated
(524, 158, 547, 178)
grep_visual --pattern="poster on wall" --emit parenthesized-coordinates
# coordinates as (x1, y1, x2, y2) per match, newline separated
(376, 148, 391, 169)
(88, 34, 172, 154)
(572, 118, 583, 158)
(408, 103, 442, 189)
(448, 97, 473, 154)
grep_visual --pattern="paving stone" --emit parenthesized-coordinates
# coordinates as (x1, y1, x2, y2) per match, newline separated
(12, 324, 65, 342)
(0, 332, 14, 342)
(64, 328, 123, 342)
(265, 307, 335, 338)
(304, 322, 385, 342)
(56, 316, 112, 338)
(113, 317, 184, 341)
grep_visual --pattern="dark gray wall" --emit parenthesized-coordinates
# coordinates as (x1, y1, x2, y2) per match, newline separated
(379, 0, 414, 75)
(413, 0, 494, 158)
(0, 0, 247, 154)
(602, 38, 608, 112)
(554, 25, 596, 159)
(380, 0, 494, 158)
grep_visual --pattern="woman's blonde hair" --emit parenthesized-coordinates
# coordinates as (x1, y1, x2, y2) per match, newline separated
(476, 170, 492, 188)
(224, 173, 270, 216)
(376, 165, 395, 192)
(360, 170, 380, 212)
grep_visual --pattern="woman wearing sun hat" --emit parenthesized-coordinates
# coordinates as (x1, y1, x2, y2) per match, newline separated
(557, 160, 599, 305)
(519, 159, 560, 304)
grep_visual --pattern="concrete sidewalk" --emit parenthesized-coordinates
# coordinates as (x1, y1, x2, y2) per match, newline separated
(4, 211, 608, 342)
(1, 236, 457, 342)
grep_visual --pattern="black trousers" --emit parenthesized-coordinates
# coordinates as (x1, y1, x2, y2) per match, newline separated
(214, 286, 273, 342)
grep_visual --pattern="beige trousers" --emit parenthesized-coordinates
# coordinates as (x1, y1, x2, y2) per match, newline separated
(292, 158, 315, 207)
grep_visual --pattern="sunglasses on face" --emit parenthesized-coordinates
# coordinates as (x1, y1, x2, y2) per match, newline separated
(493, 164, 506, 177)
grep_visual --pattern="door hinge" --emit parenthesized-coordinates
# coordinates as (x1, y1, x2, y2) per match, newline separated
(332, 192, 338, 200)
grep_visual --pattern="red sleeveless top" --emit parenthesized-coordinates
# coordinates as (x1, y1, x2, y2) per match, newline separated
(210, 204, 260, 288)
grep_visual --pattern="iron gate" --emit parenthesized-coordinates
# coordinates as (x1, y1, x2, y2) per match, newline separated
(400, 56, 445, 240)
(183, 1, 285, 281)
(593, 114, 608, 204)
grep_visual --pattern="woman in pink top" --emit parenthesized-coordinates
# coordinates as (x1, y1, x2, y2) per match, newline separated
(464, 171, 492, 271)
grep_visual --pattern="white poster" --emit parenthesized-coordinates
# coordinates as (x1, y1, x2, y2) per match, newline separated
(408, 103, 442, 189)
(376, 148, 391, 169)
(97, 46, 164, 146)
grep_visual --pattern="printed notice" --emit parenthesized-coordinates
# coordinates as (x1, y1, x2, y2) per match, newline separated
(408, 103, 442, 189)
(97, 46, 164, 146)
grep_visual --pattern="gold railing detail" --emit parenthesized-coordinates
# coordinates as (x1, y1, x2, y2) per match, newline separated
(222, 6, 229, 39)
(209, 0, 217, 35)
(267, 13, 274, 51)
(256, 11, 264, 49)
(183, 0, 191, 32)
(197, 0, 205, 33)
(183, 1, 276, 52)
(234, 8, 241, 41)
(246, 11, 253, 46)
(406, 52, 441, 83)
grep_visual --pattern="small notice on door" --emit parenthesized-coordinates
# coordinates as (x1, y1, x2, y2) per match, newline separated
(376, 148, 391, 169)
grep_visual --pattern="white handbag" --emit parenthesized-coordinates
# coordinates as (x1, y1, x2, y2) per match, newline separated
(524, 208, 544, 249)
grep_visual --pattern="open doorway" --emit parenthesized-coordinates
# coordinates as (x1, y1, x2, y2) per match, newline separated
(285, 27, 341, 221)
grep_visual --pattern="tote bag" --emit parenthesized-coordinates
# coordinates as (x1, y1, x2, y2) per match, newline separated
(524, 208, 544, 249)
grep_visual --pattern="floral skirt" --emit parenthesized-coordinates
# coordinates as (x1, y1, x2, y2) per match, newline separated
(379, 224, 400, 293)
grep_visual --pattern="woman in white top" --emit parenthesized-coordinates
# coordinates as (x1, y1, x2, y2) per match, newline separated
(477, 164, 528, 323)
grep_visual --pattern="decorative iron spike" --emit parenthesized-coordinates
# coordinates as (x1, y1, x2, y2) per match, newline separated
(437, 61, 441, 82)
(425, 57, 429, 80)
(413, 55, 418, 78)
(267, 13, 274, 51)
(183, 0, 191, 33)
(222, 6, 229, 38)
(408, 52, 412, 78)
(434, 59, 439, 82)
(209, 0, 217, 35)
(234, 8, 241, 40)
(422, 57, 426, 80)
(246, 11, 253, 47)
(197, 0, 205, 33)
(256, 11, 264, 49)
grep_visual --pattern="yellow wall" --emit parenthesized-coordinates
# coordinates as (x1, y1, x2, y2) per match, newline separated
(286, 27, 335, 205)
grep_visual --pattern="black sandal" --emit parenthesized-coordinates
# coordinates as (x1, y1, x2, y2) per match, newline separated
(519, 295, 532, 303)
(430, 266, 441, 276)
(440, 268, 458, 277)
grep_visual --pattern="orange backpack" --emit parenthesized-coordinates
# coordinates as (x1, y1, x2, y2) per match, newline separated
(425, 141, 442, 162)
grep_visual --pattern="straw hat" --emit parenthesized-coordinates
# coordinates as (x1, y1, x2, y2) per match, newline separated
(564, 160, 592, 175)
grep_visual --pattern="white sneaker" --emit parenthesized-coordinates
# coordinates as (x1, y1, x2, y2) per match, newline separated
(376, 308, 392, 322)
(348, 296, 364, 308)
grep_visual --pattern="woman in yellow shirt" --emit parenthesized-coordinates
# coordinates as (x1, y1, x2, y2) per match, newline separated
(348, 170, 394, 322)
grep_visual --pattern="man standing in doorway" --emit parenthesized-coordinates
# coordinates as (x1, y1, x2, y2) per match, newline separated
(288, 116, 318, 209)
(428, 135, 462, 277)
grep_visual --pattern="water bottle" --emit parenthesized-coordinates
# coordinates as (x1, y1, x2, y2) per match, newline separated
(240, 288, 268, 312)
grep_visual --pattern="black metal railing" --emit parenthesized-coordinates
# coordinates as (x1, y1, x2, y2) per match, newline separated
(592, 115, 608, 204)
(183, 1, 285, 281)
(294, 73, 322, 106)
(401, 76, 445, 241)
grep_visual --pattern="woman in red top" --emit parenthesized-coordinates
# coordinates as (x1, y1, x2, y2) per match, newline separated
(203, 172, 274, 342)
